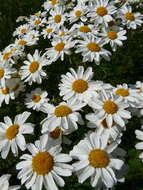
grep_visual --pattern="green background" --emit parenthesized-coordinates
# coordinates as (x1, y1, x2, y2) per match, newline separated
(0, 0, 143, 189)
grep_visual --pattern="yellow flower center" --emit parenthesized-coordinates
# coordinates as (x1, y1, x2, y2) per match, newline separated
(107, 31, 117, 40)
(32, 152, 54, 175)
(88, 149, 109, 168)
(32, 94, 41, 103)
(0, 69, 5, 78)
(6, 124, 19, 140)
(75, 10, 82, 17)
(79, 26, 91, 33)
(54, 105, 72, 117)
(2, 87, 9, 95)
(59, 31, 65, 37)
(20, 28, 27, 33)
(96, 6, 108, 16)
(50, 0, 58, 6)
(103, 101, 117, 114)
(18, 40, 27, 46)
(125, 12, 135, 21)
(29, 61, 39, 73)
(87, 42, 101, 52)
(34, 20, 41, 25)
(115, 88, 129, 97)
(72, 79, 88, 93)
(46, 28, 53, 33)
(54, 42, 65, 51)
(3, 52, 12, 60)
(54, 14, 62, 23)
(50, 127, 61, 139)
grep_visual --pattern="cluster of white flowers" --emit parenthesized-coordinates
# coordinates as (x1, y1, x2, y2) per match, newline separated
(0, 0, 143, 190)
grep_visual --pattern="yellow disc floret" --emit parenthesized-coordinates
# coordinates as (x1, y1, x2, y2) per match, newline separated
(103, 101, 117, 114)
(54, 14, 62, 23)
(125, 12, 135, 21)
(54, 105, 72, 117)
(87, 42, 101, 52)
(29, 61, 39, 73)
(3, 52, 12, 61)
(46, 28, 53, 33)
(50, 127, 61, 139)
(75, 10, 82, 17)
(107, 31, 118, 40)
(2, 87, 9, 95)
(88, 149, 109, 168)
(18, 40, 27, 46)
(72, 79, 88, 93)
(115, 88, 129, 97)
(54, 42, 65, 51)
(32, 152, 54, 175)
(34, 20, 41, 25)
(20, 28, 27, 33)
(32, 94, 41, 103)
(0, 69, 5, 78)
(6, 124, 19, 140)
(79, 26, 91, 33)
(50, 0, 58, 6)
(96, 6, 108, 16)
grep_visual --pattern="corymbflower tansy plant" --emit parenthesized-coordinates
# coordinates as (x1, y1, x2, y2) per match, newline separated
(0, 0, 143, 190)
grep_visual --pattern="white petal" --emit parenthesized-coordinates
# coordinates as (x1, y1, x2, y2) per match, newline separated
(54, 154, 72, 163)
(45, 173, 58, 190)
(109, 158, 124, 170)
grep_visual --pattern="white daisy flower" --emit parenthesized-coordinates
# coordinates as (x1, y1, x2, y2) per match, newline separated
(120, 6, 143, 29)
(41, 24, 56, 39)
(100, 26, 127, 51)
(53, 26, 70, 38)
(70, 22, 99, 37)
(45, 37, 75, 62)
(59, 66, 101, 103)
(95, 147, 128, 190)
(15, 35, 38, 47)
(76, 35, 111, 64)
(0, 111, 34, 159)
(0, 62, 16, 87)
(47, 6, 66, 28)
(135, 127, 143, 161)
(28, 16, 46, 28)
(43, 0, 60, 11)
(88, 90, 131, 128)
(40, 101, 85, 134)
(0, 174, 20, 190)
(25, 30, 40, 42)
(20, 50, 49, 85)
(13, 24, 30, 37)
(1, 44, 23, 63)
(68, 4, 88, 23)
(70, 131, 124, 188)
(113, 83, 140, 107)
(16, 134, 73, 190)
(87, 0, 117, 25)
(0, 86, 15, 107)
(25, 88, 49, 111)
(86, 114, 122, 140)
